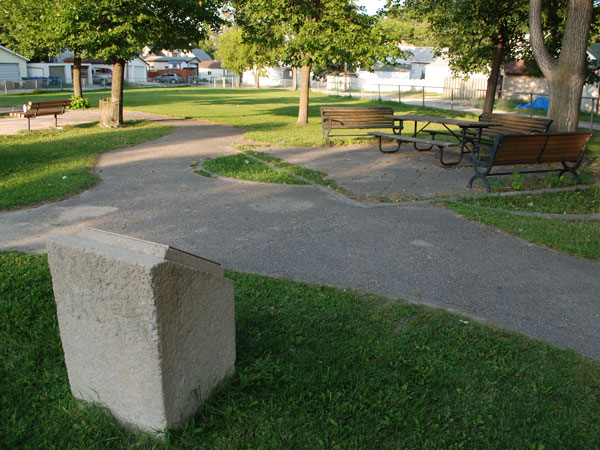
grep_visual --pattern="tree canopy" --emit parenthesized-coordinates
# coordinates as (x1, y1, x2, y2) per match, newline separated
(232, 0, 403, 125)
(397, 0, 530, 113)
(1, 0, 224, 124)
(216, 26, 279, 88)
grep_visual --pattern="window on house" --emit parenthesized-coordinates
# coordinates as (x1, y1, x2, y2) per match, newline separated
(409, 63, 427, 80)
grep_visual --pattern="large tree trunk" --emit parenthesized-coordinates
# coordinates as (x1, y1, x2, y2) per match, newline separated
(236, 72, 242, 88)
(292, 67, 297, 90)
(111, 59, 126, 126)
(482, 35, 504, 114)
(72, 52, 82, 98)
(297, 63, 312, 126)
(529, 0, 593, 131)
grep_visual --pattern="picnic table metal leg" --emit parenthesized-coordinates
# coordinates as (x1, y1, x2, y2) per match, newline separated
(439, 127, 469, 166)
(376, 136, 401, 153)
(412, 120, 434, 151)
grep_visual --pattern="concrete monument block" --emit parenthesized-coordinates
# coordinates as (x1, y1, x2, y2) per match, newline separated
(47, 228, 235, 432)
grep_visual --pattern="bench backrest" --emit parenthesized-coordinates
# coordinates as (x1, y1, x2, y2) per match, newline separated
(479, 112, 552, 136)
(27, 99, 71, 112)
(320, 107, 394, 129)
(492, 132, 591, 166)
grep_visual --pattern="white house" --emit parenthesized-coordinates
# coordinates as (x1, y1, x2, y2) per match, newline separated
(0, 45, 29, 81)
(144, 55, 201, 71)
(329, 45, 487, 95)
(241, 66, 297, 87)
(198, 60, 231, 80)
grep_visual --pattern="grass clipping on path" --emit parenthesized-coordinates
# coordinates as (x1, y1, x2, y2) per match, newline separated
(2, 252, 600, 448)
(0, 121, 172, 210)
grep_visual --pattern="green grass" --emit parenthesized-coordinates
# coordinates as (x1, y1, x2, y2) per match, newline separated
(0, 87, 477, 147)
(446, 202, 600, 260)
(458, 187, 600, 214)
(2, 252, 600, 448)
(203, 153, 308, 185)
(236, 145, 352, 195)
(0, 121, 172, 210)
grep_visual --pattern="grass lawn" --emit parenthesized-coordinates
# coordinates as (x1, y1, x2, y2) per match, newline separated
(445, 202, 600, 261)
(457, 187, 600, 214)
(2, 252, 600, 448)
(0, 87, 477, 148)
(0, 121, 171, 210)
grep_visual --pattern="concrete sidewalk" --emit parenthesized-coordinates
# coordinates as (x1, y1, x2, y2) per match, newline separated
(1, 111, 599, 360)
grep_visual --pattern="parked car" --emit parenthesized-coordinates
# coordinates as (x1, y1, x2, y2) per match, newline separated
(154, 72, 184, 84)
(92, 68, 112, 86)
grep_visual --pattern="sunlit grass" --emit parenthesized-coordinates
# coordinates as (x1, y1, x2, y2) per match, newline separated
(0, 121, 171, 210)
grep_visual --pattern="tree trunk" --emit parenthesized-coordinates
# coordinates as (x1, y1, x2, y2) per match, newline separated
(111, 59, 125, 126)
(482, 36, 504, 114)
(72, 52, 82, 98)
(236, 72, 242, 88)
(292, 67, 298, 90)
(297, 63, 312, 126)
(253, 65, 260, 88)
(546, 71, 587, 132)
(529, 0, 593, 131)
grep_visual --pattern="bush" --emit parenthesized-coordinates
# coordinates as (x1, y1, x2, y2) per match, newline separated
(69, 95, 90, 110)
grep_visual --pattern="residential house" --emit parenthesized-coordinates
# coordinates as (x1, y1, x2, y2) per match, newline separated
(326, 44, 488, 96)
(241, 66, 297, 87)
(27, 51, 148, 85)
(198, 60, 232, 81)
(0, 45, 29, 81)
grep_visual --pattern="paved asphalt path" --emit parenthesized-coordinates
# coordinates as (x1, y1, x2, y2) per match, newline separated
(1, 112, 599, 359)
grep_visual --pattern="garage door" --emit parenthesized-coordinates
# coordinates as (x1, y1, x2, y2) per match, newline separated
(0, 63, 20, 81)
(133, 66, 146, 82)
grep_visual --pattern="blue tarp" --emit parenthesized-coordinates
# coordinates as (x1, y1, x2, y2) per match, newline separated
(516, 96, 549, 111)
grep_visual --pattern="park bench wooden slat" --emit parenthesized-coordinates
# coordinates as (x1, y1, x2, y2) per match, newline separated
(468, 132, 591, 192)
(320, 106, 395, 145)
(9, 99, 71, 130)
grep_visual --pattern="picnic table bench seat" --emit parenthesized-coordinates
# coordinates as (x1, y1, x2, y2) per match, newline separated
(320, 106, 395, 145)
(468, 132, 591, 192)
(9, 99, 71, 130)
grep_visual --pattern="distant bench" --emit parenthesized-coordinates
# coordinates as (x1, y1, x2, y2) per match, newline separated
(9, 99, 71, 130)
(320, 106, 395, 146)
(468, 132, 592, 192)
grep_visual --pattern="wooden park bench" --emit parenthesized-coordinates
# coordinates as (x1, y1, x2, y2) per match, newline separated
(9, 99, 71, 130)
(320, 106, 395, 146)
(425, 112, 553, 142)
(468, 132, 592, 192)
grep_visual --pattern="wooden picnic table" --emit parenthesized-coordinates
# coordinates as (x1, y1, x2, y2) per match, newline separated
(386, 114, 501, 166)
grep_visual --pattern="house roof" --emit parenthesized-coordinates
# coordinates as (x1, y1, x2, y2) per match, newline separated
(189, 48, 212, 61)
(587, 43, 600, 61)
(0, 45, 29, 61)
(144, 56, 200, 64)
(63, 58, 106, 64)
(198, 60, 222, 69)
